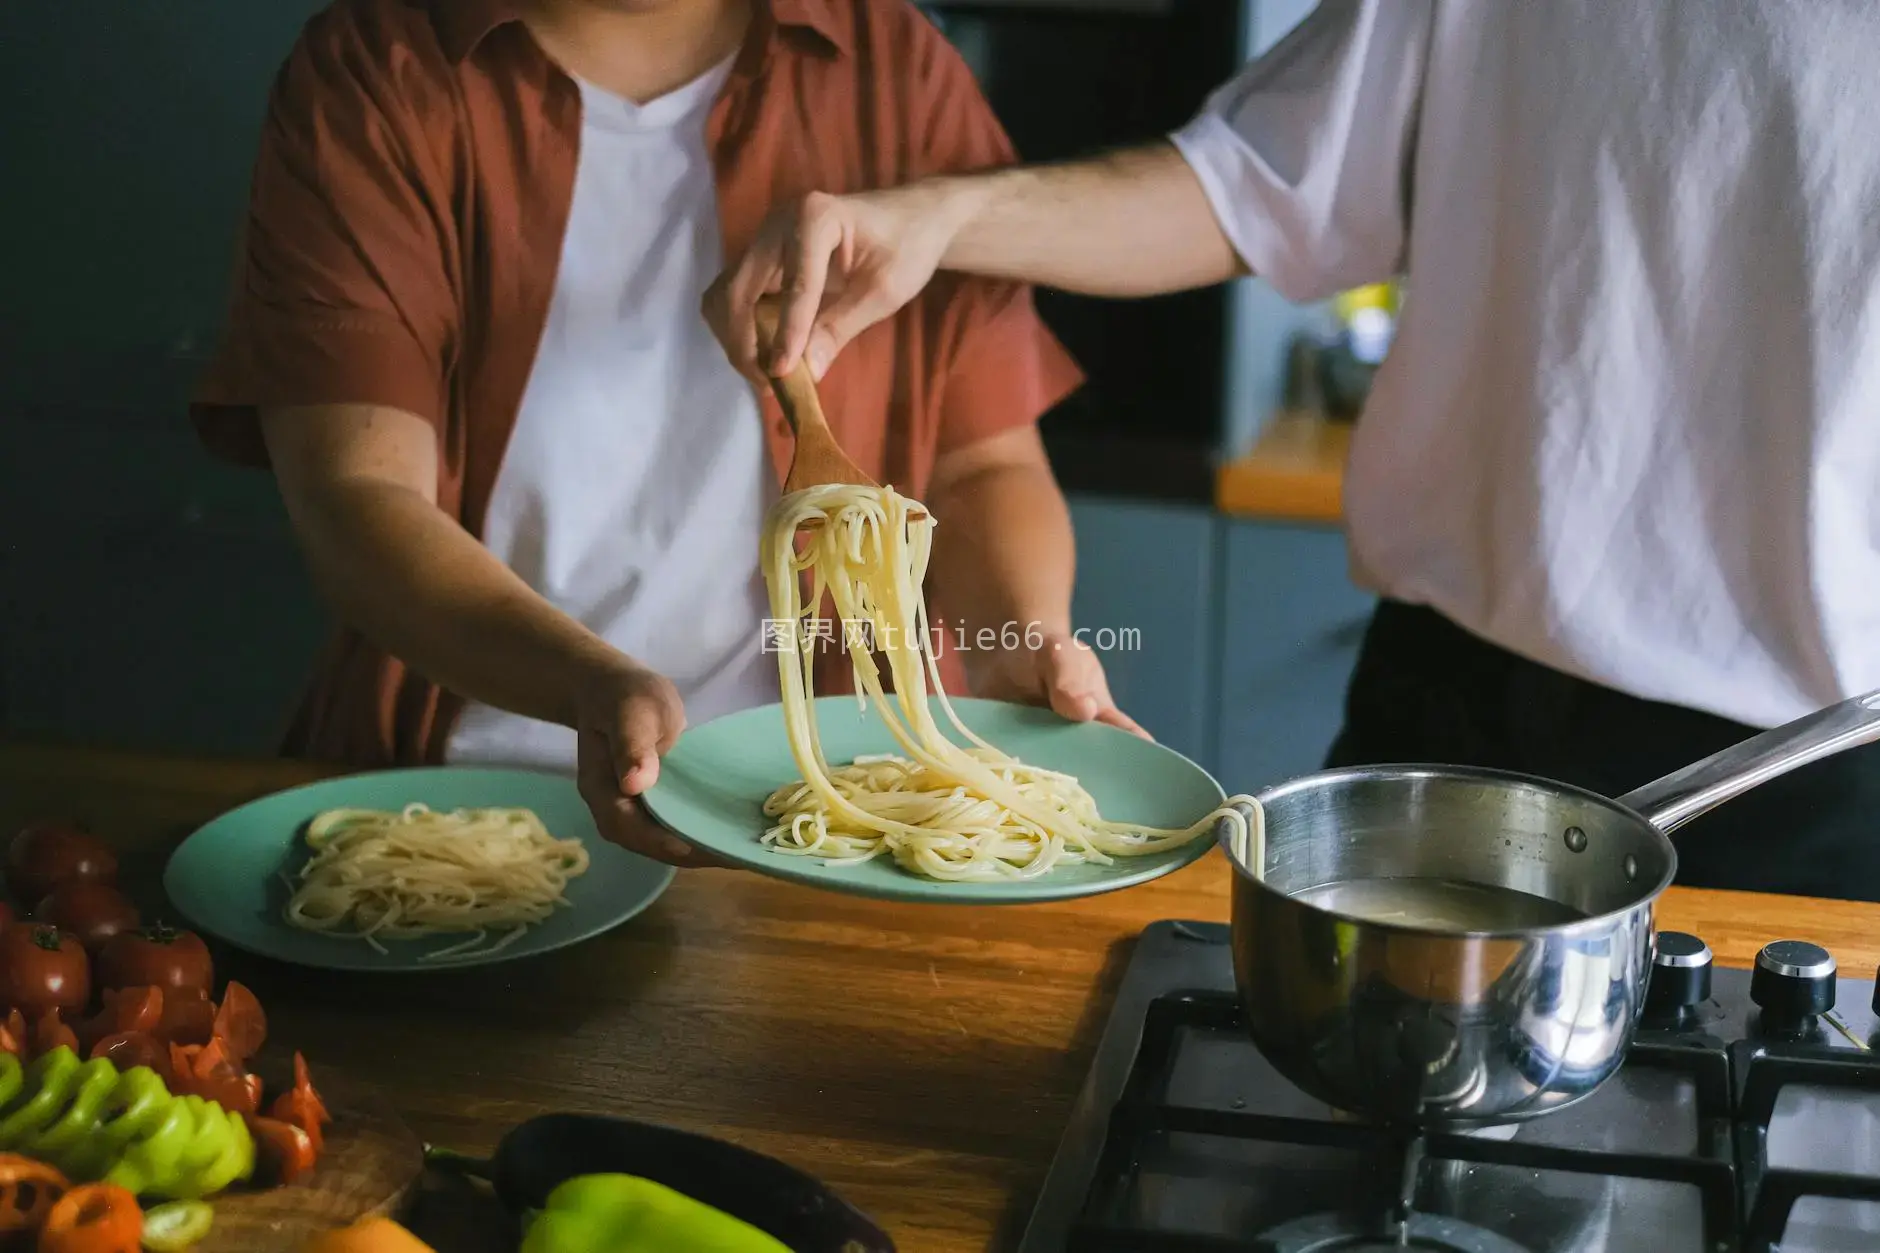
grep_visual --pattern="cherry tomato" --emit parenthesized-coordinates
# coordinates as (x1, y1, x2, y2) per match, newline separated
(0, 925, 89, 1021)
(6, 822, 116, 905)
(95, 925, 212, 999)
(34, 882, 140, 955)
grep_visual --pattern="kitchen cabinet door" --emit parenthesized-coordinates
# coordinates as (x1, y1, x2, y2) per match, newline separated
(1063, 496, 1218, 770)
(1213, 520, 1375, 792)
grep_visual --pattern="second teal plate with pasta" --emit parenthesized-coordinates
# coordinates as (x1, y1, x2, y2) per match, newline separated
(643, 696, 1232, 903)
(163, 767, 676, 972)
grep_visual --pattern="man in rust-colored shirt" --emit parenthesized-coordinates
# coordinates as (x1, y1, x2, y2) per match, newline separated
(192, 0, 1138, 865)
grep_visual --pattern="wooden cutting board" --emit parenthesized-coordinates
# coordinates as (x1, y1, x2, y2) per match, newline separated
(199, 1087, 425, 1253)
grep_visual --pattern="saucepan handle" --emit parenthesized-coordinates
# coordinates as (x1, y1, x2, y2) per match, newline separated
(1617, 688, 1880, 833)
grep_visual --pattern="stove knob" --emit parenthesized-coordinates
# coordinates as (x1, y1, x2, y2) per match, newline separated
(1645, 931, 1712, 1022)
(1750, 940, 1836, 1026)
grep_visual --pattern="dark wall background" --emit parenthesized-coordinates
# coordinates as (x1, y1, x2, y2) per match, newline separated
(1, 1, 332, 756)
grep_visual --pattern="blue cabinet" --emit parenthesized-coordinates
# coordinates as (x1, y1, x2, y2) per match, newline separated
(1060, 501, 1373, 789)
(1065, 496, 1218, 769)
(1212, 520, 1375, 792)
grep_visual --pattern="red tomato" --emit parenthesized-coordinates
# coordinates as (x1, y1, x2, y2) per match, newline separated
(90, 1030, 172, 1081)
(211, 982, 268, 1065)
(248, 1116, 317, 1185)
(31, 1009, 79, 1058)
(157, 990, 216, 1047)
(96, 925, 212, 999)
(34, 882, 140, 955)
(76, 986, 164, 1055)
(269, 1054, 332, 1153)
(7, 822, 117, 905)
(0, 926, 90, 1021)
(169, 1039, 260, 1116)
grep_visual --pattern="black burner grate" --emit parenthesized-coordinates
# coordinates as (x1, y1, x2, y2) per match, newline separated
(1066, 991, 1740, 1252)
(1735, 1040, 1880, 1250)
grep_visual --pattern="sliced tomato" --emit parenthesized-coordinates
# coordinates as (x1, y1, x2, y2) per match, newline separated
(210, 981, 267, 1064)
(157, 988, 215, 1046)
(268, 1053, 331, 1153)
(248, 1115, 317, 1186)
(31, 1009, 78, 1058)
(76, 985, 164, 1054)
(294, 1053, 329, 1124)
(168, 1038, 260, 1116)
(174, 1067, 258, 1117)
(89, 1030, 172, 1081)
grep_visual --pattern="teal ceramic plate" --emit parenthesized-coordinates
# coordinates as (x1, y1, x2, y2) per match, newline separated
(643, 696, 1228, 903)
(163, 767, 675, 972)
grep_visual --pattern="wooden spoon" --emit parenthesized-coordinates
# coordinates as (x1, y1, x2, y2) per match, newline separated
(753, 297, 924, 528)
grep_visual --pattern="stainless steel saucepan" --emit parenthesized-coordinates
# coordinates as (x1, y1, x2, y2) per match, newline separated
(1218, 687, 1880, 1127)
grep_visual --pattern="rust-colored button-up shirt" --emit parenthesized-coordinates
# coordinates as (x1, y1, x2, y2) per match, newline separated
(192, 0, 1082, 767)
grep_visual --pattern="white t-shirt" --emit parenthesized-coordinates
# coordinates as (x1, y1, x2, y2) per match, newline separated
(447, 58, 778, 771)
(1174, 0, 1880, 729)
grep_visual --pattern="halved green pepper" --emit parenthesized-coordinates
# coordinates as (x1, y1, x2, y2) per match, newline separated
(519, 1174, 793, 1253)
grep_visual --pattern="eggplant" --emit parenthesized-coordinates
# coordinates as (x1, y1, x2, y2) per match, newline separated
(429, 1113, 894, 1253)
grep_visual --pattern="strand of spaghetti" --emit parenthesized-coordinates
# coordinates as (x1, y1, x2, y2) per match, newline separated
(759, 482, 1266, 881)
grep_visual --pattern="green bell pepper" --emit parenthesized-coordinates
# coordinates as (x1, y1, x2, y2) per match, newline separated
(103, 1089, 197, 1196)
(0, 1046, 80, 1146)
(172, 1101, 254, 1200)
(0, 1052, 22, 1109)
(0, 1047, 252, 1199)
(31, 1056, 120, 1168)
(520, 1175, 793, 1253)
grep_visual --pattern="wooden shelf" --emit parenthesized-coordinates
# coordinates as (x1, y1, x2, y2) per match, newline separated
(1214, 412, 1350, 524)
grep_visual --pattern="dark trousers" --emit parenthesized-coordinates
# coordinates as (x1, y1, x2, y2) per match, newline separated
(1325, 601, 1880, 903)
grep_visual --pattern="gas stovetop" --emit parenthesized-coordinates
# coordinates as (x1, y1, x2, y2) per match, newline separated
(1019, 921, 1880, 1253)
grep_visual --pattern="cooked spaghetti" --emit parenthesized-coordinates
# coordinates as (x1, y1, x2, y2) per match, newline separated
(282, 804, 591, 960)
(759, 482, 1265, 881)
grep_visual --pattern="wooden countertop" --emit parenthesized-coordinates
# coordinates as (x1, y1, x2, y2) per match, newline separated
(3, 741, 1875, 1251)
(1215, 412, 1350, 524)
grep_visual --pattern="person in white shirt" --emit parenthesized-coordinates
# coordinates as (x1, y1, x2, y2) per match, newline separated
(706, 0, 1880, 901)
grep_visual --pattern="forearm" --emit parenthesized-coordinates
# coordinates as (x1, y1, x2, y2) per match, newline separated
(926, 462, 1075, 678)
(919, 142, 1245, 297)
(285, 479, 621, 727)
